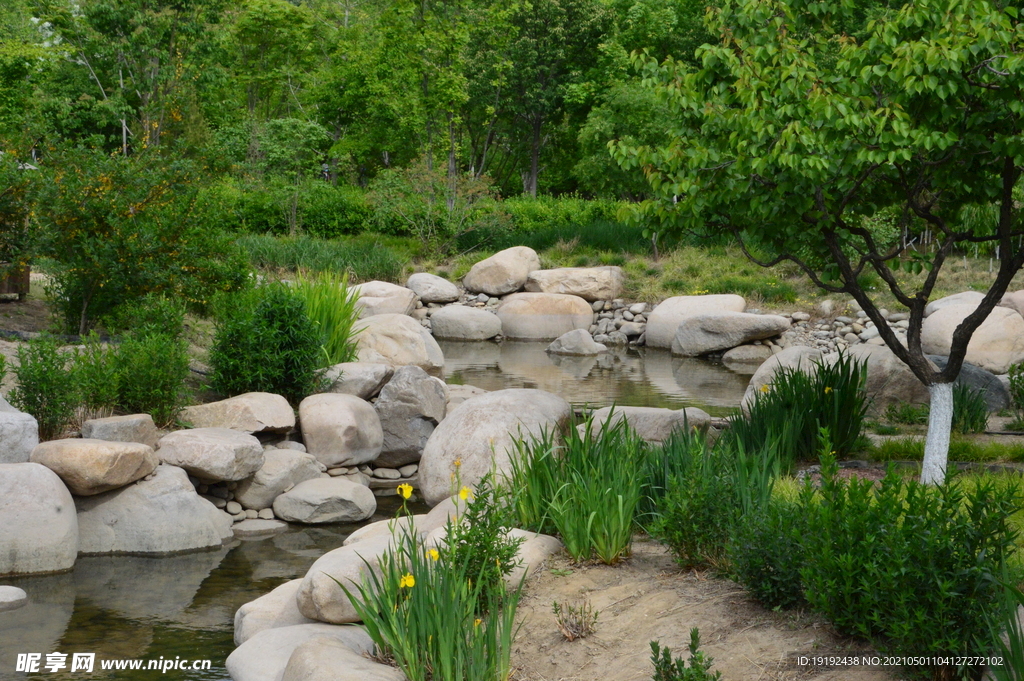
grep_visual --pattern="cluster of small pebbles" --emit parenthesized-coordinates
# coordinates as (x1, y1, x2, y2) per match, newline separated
(777, 304, 911, 352)
(588, 299, 648, 347)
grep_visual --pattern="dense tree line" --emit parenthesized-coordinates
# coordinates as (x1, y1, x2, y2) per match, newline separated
(0, 0, 709, 198)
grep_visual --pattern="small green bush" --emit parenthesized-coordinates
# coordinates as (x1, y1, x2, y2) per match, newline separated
(291, 272, 361, 366)
(728, 500, 806, 610)
(115, 332, 190, 427)
(9, 336, 79, 440)
(74, 332, 119, 416)
(650, 630, 722, 681)
(800, 453, 1022, 679)
(103, 294, 187, 340)
(301, 183, 372, 238)
(209, 285, 326, 403)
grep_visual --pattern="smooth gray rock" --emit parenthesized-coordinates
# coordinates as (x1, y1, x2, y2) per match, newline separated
(922, 304, 1024, 374)
(233, 519, 289, 538)
(226, 623, 374, 681)
(0, 396, 38, 464)
(272, 478, 376, 524)
(180, 393, 295, 434)
(298, 394, 383, 468)
(0, 463, 78, 576)
(234, 449, 322, 510)
(429, 305, 502, 340)
(297, 535, 393, 623)
(75, 464, 232, 555)
(671, 312, 791, 356)
(407, 272, 460, 303)
(496, 292, 594, 341)
(546, 329, 607, 356)
(0, 585, 27, 612)
(282, 635, 406, 681)
(924, 291, 984, 317)
(355, 313, 445, 378)
(81, 413, 158, 449)
(583, 406, 712, 444)
(234, 579, 317, 645)
(928, 355, 1010, 411)
(30, 439, 158, 496)
(157, 428, 265, 482)
(645, 295, 747, 349)
(463, 246, 540, 296)
(524, 266, 625, 302)
(352, 280, 418, 317)
(323, 362, 393, 400)
(374, 366, 448, 468)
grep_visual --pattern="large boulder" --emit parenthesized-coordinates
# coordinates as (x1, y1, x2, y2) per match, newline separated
(846, 345, 931, 414)
(225, 623, 374, 681)
(75, 464, 232, 555)
(297, 535, 394, 623)
(407, 272, 460, 303)
(495, 293, 594, 341)
(419, 389, 572, 506)
(928, 355, 1011, 411)
(0, 463, 78, 575)
(298, 394, 383, 468)
(721, 344, 773, 371)
(741, 346, 823, 413)
(429, 306, 502, 341)
(81, 414, 158, 449)
(374, 366, 448, 468)
(272, 478, 376, 524)
(505, 530, 563, 587)
(351, 280, 418, 317)
(583, 406, 712, 444)
(924, 291, 985, 317)
(180, 393, 294, 434)
(999, 289, 1024, 318)
(355, 313, 445, 378)
(234, 449, 323, 510)
(234, 579, 317, 645)
(30, 439, 158, 496)
(921, 304, 1024, 374)
(524, 266, 625, 302)
(546, 329, 607, 356)
(645, 295, 747, 349)
(157, 428, 264, 482)
(282, 635, 406, 681)
(0, 396, 38, 464)
(671, 312, 790, 356)
(323, 362, 393, 400)
(463, 246, 541, 296)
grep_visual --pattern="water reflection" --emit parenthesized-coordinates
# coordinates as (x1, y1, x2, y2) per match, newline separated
(440, 341, 749, 416)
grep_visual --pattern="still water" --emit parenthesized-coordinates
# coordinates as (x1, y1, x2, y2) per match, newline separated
(1, 344, 753, 680)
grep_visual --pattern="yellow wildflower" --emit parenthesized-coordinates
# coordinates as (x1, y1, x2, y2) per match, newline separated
(427, 548, 440, 561)
(474, 618, 482, 627)
(399, 573, 415, 589)
(824, 386, 833, 394)
(760, 384, 771, 393)
(459, 486, 472, 501)
(397, 483, 413, 499)
(454, 458, 462, 468)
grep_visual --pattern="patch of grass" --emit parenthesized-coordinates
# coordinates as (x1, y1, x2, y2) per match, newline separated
(237, 234, 407, 282)
(868, 437, 1024, 463)
(291, 272, 362, 366)
(884, 401, 929, 426)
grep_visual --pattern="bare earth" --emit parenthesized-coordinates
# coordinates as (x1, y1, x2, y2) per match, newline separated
(511, 538, 894, 681)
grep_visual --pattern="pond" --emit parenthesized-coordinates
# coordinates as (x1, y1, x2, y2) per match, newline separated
(2, 344, 753, 680)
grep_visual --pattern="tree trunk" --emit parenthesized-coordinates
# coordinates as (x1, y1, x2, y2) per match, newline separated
(921, 382, 953, 484)
(526, 116, 542, 197)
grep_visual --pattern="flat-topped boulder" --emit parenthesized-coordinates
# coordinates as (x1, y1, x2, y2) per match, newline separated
(235, 579, 316, 645)
(429, 305, 502, 340)
(524, 266, 625, 302)
(180, 393, 294, 434)
(419, 389, 572, 506)
(406, 272, 460, 303)
(355, 313, 445, 377)
(671, 312, 790, 356)
(75, 464, 232, 555)
(323, 362, 393, 400)
(351, 280, 417, 317)
(646, 295, 747, 349)
(81, 414, 158, 449)
(722, 344, 773, 370)
(0, 396, 38, 464)
(374, 366, 448, 468)
(232, 519, 288, 538)
(226, 623, 374, 681)
(298, 394, 383, 468)
(584, 406, 711, 444)
(922, 304, 1024, 374)
(495, 292, 594, 341)
(924, 291, 984, 317)
(463, 246, 541, 296)
(0, 463, 78, 576)
(546, 329, 607, 356)
(157, 428, 264, 482)
(273, 478, 376, 524)
(234, 449, 322, 510)
(30, 439, 158, 496)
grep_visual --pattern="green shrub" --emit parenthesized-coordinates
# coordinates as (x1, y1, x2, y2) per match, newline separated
(884, 400, 929, 425)
(209, 285, 326, 403)
(291, 272, 361, 366)
(103, 294, 187, 340)
(9, 336, 78, 440)
(650, 630, 722, 681)
(115, 332, 190, 427)
(952, 382, 989, 434)
(989, 571, 1024, 681)
(728, 500, 806, 610)
(74, 332, 119, 416)
(301, 183, 372, 238)
(730, 351, 867, 470)
(800, 453, 1022, 679)
(237, 234, 405, 282)
(340, 505, 522, 681)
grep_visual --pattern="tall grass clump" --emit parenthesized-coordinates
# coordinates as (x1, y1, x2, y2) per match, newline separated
(291, 272, 362, 366)
(989, 573, 1024, 681)
(506, 414, 649, 564)
(952, 382, 989, 434)
(730, 351, 867, 469)
(341, 479, 522, 681)
(237, 234, 405, 281)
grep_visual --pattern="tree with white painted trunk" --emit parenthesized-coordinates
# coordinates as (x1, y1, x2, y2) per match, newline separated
(613, 0, 1024, 483)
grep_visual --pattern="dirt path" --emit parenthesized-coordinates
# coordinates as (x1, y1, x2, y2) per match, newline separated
(511, 538, 893, 681)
